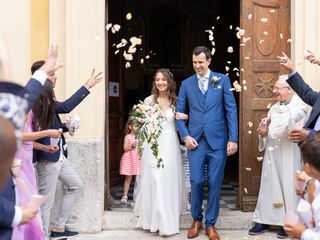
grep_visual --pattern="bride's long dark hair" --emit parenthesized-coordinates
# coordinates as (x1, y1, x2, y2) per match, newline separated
(31, 61, 56, 130)
(151, 68, 177, 107)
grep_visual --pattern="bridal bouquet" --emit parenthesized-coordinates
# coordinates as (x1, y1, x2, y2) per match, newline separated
(130, 101, 166, 168)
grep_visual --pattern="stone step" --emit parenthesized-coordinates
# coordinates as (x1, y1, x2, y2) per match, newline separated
(102, 210, 253, 230)
(76, 230, 276, 240)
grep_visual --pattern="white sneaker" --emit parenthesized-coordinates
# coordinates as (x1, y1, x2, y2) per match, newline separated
(120, 196, 128, 204)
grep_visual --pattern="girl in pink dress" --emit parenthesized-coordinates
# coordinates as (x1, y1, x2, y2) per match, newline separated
(119, 118, 141, 204)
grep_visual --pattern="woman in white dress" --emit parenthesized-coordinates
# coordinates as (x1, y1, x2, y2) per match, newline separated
(134, 68, 184, 236)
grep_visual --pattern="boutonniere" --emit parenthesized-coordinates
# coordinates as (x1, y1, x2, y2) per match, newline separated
(211, 76, 221, 88)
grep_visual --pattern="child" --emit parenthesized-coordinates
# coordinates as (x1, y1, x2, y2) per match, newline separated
(119, 117, 141, 204)
(284, 136, 320, 239)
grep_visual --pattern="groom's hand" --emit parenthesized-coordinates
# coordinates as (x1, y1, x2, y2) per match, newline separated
(184, 136, 198, 150)
(227, 141, 238, 156)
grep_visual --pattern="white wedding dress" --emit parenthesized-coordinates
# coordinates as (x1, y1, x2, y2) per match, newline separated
(134, 108, 184, 236)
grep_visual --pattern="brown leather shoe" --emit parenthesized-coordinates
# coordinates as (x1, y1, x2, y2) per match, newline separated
(187, 221, 202, 238)
(205, 226, 220, 240)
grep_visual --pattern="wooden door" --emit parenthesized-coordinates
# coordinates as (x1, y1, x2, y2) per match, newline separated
(106, 0, 124, 195)
(239, 0, 290, 211)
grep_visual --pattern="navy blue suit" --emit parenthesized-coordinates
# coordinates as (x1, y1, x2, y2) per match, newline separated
(0, 78, 44, 240)
(287, 72, 320, 137)
(176, 70, 238, 227)
(34, 86, 90, 162)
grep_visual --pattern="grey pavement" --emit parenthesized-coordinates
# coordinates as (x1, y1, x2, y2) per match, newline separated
(75, 230, 279, 240)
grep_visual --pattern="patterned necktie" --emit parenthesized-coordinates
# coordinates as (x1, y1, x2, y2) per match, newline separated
(199, 77, 207, 94)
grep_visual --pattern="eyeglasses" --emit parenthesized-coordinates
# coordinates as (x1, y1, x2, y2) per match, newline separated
(273, 86, 290, 91)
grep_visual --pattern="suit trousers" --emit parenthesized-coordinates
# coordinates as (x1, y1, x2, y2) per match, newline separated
(35, 155, 84, 237)
(188, 136, 227, 227)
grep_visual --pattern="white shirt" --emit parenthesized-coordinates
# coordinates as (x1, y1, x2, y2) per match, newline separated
(197, 70, 210, 93)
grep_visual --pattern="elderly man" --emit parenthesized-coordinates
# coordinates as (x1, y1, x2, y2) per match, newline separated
(248, 75, 308, 239)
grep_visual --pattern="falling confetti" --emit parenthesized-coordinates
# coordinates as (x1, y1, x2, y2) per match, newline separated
(126, 12, 132, 20)
(209, 35, 214, 41)
(267, 103, 272, 109)
(280, 33, 283, 39)
(130, 36, 142, 46)
(233, 67, 239, 72)
(261, 18, 268, 23)
(229, 25, 233, 30)
(240, 43, 246, 47)
(243, 85, 248, 91)
(211, 41, 216, 46)
(257, 156, 263, 161)
(123, 51, 133, 61)
(287, 38, 293, 43)
(216, 16, 220, 20)
(264, 31, 268, 35)
(270, 9, 276, 13)
(248, 121, 253, 128)
(225, 66, 230, 72)
(145, 55, 150, 59)
(245, 167, 252, 171)
(111, 24, 121, 33)
(140, 58, 144, 64)
(106, 23, 112, 31)
(127, 45, 137, 54)
(242, 37, 251, 43)
(211, 48, 216, 56)
(241, 68, 245, 72)
(248, 130, 252, 134)
(242, 80, 247, 84)
(227, 61, 232, 64)
(236, 27, 245, 39)
(244, 188, 248, 194)
(205, 30, 213, 35)
(229, 88, 235, 91)
(259, 39, 265, 44)
(248, 13, 252, 20)
(233, 81, 242, 92)
(227, 46, 234, 53)
(125, 62, 131, 68)
(217, 85, 222, 89)
(114, 50, 119, 55)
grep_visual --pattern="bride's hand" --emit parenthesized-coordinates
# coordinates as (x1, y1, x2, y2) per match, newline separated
(184, 136, 198, 150)
(175, 112, 189, 121)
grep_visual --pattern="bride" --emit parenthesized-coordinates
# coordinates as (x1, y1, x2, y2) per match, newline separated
(134, 68, 185, 236)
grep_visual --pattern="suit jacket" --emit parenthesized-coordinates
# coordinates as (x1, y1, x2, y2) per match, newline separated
(176, 70, 238, 150)
(34, 86, 90, 162)
(287, 72, 320, 137)
(0, 78, 43, 239)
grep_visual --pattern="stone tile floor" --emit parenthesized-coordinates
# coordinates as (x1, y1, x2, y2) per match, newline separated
(75, 230, 278, 240)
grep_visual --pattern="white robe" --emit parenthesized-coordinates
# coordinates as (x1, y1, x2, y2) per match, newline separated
(252, 94, 308, 226)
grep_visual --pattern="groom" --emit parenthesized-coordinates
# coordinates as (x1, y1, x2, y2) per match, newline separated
(176, 46, 238, 240)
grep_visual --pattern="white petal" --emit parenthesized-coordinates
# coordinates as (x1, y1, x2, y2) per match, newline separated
(270, 9, 276, 13)
(245, 167, 252, 171)
(244, 188, 248, 194)
(130, 36, 142, 46)
(209, 35, 214, 41)
(113, 24, 121, 32)
(106, 23, 112, 31)
(216, 16, 220, 20)
(125, 62, 131, 68)
(140, 58, 144, 64)
(114, 50, 120, 55)
(227, 61, 232, 64)
(243, 85, 247, 90)
(145, 55, 150, 59)
(261, 18, 268, 23)
(248, 121, 253, 128)
(267, 103, 272, 109)
(227, 46, 234, 53)
(264, 31, 268, 35)
(128, 46, 137, 54)
(287, 38, 293, 43)
(211, 48, 216, 56)
(123, 51, 133, 61)
(126, 12, 132, 20)
(257, 156, 263, 161)
(280, 33, 283, 39)
(225, 66, 230, 72)
(242, 80, 247, 84)
(205, 30, 213, 35)
(229, 25, 233, 30)
(233, 67, 239, 71)
(248, 13, 252, 20)
(248, 130, 252, 134)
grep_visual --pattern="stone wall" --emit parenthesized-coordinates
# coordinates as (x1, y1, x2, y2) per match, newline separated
(50, 139, 105, 233)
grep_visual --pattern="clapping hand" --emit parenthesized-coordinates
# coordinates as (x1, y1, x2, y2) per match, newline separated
(84, 68, 103, 89)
